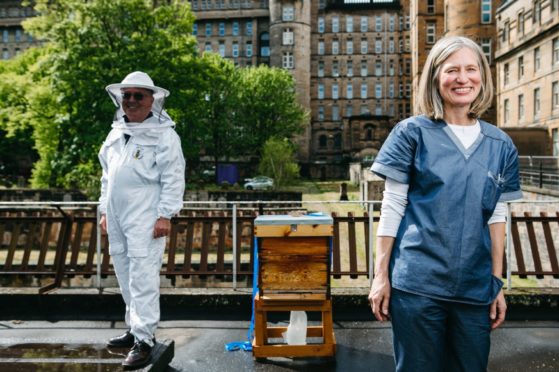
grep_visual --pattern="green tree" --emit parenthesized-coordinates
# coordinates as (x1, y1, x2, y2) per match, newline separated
(236, 66, 307, 157)
(18, 0, 199, 195)
(258, 137, 300, 188)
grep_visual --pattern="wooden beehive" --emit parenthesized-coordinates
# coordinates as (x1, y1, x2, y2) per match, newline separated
(254, 215, 334, 300)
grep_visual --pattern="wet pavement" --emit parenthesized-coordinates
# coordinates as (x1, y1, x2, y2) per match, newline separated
(0, 319, 557, 371)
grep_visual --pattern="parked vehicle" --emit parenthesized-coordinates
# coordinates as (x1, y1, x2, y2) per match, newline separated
(244, 176, 274, 190)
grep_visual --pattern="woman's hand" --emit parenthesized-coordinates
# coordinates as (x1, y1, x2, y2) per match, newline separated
(99, 214, 107, 234)
(153, 217, 171, 238)
(369, 274, 391, 321)
(490, 289, 507, 330)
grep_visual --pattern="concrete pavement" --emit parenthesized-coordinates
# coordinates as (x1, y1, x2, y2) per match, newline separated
(0, 319, 557, 371)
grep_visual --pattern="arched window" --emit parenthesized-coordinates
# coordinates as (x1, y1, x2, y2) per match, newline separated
(319, 135, 328, 148)
(364, 124, 374, 141)
(333, 133, 342, 149)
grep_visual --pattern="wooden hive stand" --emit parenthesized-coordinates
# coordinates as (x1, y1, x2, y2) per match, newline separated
(252, 215, 336, 359)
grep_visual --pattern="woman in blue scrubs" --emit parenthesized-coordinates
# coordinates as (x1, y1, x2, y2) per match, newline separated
(368, 36, 522, 371)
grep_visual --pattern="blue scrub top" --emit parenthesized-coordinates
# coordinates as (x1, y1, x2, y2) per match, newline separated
(371, 115, 523, 305)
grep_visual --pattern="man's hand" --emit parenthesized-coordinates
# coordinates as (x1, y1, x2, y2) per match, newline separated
(99, 214, 107, 234)
(153, 217, 171, 239)
(490, 289, 507, 330)
(368, 274, 391, 321)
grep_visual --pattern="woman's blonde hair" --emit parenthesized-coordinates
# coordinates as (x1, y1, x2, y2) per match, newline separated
(417, 36, 493, 120)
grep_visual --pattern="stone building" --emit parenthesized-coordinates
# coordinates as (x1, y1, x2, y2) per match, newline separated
(191, 0, 412, 178)
(0, 1, 38, 60)
(495, 0, 559, 156)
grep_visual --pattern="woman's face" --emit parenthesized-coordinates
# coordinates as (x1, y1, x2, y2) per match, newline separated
(437, 47, 482, 111)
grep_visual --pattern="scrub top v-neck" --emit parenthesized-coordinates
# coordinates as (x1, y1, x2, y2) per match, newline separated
(371, 115, 522, 305)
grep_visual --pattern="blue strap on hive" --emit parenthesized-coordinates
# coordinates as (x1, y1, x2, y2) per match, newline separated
(225, 236, 259, 352)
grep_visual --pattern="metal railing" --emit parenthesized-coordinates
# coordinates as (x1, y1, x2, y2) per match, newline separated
(1, 199, 558, 292)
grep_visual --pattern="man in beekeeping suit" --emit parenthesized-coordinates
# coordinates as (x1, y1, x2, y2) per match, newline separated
(99, 71, 185, 370)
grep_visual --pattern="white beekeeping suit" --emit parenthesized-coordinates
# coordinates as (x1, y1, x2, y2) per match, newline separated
(98, 72, 185, 354)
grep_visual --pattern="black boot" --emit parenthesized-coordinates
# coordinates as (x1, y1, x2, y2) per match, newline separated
(107, 330, 135, 348)
(122, 341, 152, 370)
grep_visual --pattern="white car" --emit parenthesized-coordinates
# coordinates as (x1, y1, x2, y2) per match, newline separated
(244, 176, 274, 190)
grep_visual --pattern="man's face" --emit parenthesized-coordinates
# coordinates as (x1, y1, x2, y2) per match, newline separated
(121, 88, 154, 122)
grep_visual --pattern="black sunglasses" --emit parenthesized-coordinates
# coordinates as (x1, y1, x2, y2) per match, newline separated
(122, 92, 150, 101)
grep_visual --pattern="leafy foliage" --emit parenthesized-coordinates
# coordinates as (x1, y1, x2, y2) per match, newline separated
(0, 0, 308, 195)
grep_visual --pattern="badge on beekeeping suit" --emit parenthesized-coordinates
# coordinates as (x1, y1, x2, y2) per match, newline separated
(133, 145, 144, 159)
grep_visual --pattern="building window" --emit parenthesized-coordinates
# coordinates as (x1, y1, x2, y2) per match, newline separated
(318, 105, 324, 121)
(346, 104, 353, 117)
(318, 40, 325, 55)
(533, 0, 541, 24)
(504, 63, 509, 86)
(518, 94, 524, 119)
(361, 39, 368, 54)
(361, 83, 368, 99)
(193, 23, 198, 36)
(346, 16, 353, 33)
(389, 61, 395, 76)
(427, 0, 435, 14)
(347, 60, 353, 77)
(406, 83, 411, 97)
(389, 15, 395, 31)
(553, 38, 559, 65)
(481, 38, 491, 64)
(2, 48, 8, 60)
(504, 99, 510, 124)
(360, 16, 368, 32)
(318, 17, 324, 33)
(283, 28, 294, 45)
(332, 40, 339, 55)
(260, 32, 270, 57)
(389, 81, 394, 98)
(426, 22, 436, 44)
(282, 4, 294, 21)
(375, 60, 382, 76)
(232, 21, 239, 36)
(360, 60, 367, 77)
(553, 81, 559, 109)
(347, 39, 353, 55)
(347, 84, 353, 99)
(332, 105, 340, 121)
(332, 16, 339, 33)
(246, 41, 252, 57)
(246, 21, 253, 36)
(332, 60, 339, 77)
(282, 52, 294, 69)
(318, 61, 324, 77)
(204, 42, 212, 52)
(319, 0, 326, 9)
(518, 56, 524, 78)
(218, 41, 225, 57)
(375, 104, 382, 116)
(318, 84, 325, 99)
(533, 88, 541, 117)
(375, 83, 382, 99)
(481, 0, 491, 24)
(232, 42, 239, 57)
(375, 16, 382, 32)
(517, 12, 524, 36)
(332, 83, 339, 100)
(534, 47, 541, 72)
(360, 105, 369, 114)
(389, 38, 395, 53)
(501, 21, 509, 44)
(319, 135, 327, 149)
(15, 29, 21, 42)
(219, 22, 225, 36)
(205, 23, 212, 36)
(375, 38, 382, 54)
